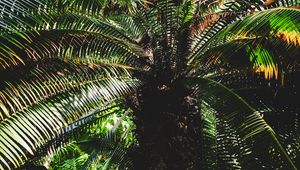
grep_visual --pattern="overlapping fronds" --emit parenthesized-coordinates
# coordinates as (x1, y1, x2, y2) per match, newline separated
(33, 102, 130, 166)
(0, 60, 136, 120)
(0, 1, 144, 169)
(44, 112, 133, 170)
(192, 38, 282, 80)
(0, 73, 139, 169)
(187, 77, 297, 169)
(195, 0, 225, 15)
(48, 142, 84, 168)
(0, 17, 145, 70)
(189, 7, 300, 80)
(81, 113, 133, 170)
(105, 15, 146, 41)
(0, 1, 147, 71)
(0, 51, 140, 169)
(189, 1, 300, 62)
(140, 0, 180, 58)
(214, 70, 300, 167)
(49, 0, 144, 15)
(42, 105, 134, 170)
(0, 0, 299, 169)
(215, 8, 300, 46)
(195, 7, 300, 55)
(0, 0, 143, 21)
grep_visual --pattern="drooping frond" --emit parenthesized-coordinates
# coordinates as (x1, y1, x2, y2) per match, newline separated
(0, 60, 136, 120)
(0, 61, 140, 169)
(0, 1, 147, 71)
(0, 1, 145, 169)
(0, 27, 144, 70)
(209, 69, 300, 168)
(186, 77, 297, 169)
(0, 0, 299, 169)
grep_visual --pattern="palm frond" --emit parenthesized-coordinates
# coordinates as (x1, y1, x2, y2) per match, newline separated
(188, 8, 300, 80)
(0, 0, 299, 169)
(48, 142, 84, 168)
(189, 1, 300, 62)
(186, 77, 297, 169)
(215, 8, 300, 46)
(0, 29, 144, 70)
(210, 70, 300, 168)
(33, 102, 126, 164)
(137, 0, 180, 65)
(195, 0, 225, 16)
(191, 37, 283, 79)
(0, 12, 140, 42)
(82, 122, 132, 170)
(0, 60, 136, 120)
(0, 68, 139, 169)
(0, 6, 146, 70)
(108, 15, 146, 41)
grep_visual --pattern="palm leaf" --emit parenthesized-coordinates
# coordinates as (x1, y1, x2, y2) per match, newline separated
(0, 6, 146, 70)
(0, 69, 139, 169)
(32, 101, 125, 164)
(186, 77, 297, 169)
(0, 60, 136, 120)
(189, 1, 299, 63)
(209, 70, 300, 167)
(189, 8, 300, 80)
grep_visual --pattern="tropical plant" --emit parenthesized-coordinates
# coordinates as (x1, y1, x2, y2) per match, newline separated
(0, 0, 300, 169)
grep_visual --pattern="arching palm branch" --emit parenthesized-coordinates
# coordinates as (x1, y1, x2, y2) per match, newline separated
(0, 0, 300, 169)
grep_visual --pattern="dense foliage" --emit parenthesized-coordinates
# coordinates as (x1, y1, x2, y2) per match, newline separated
(0, 0, 300, 169)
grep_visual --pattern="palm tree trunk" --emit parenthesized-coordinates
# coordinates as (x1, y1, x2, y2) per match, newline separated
(129, 83, 202, 169)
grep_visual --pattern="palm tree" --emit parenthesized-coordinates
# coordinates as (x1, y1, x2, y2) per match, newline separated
(0, 0, 300, 169)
